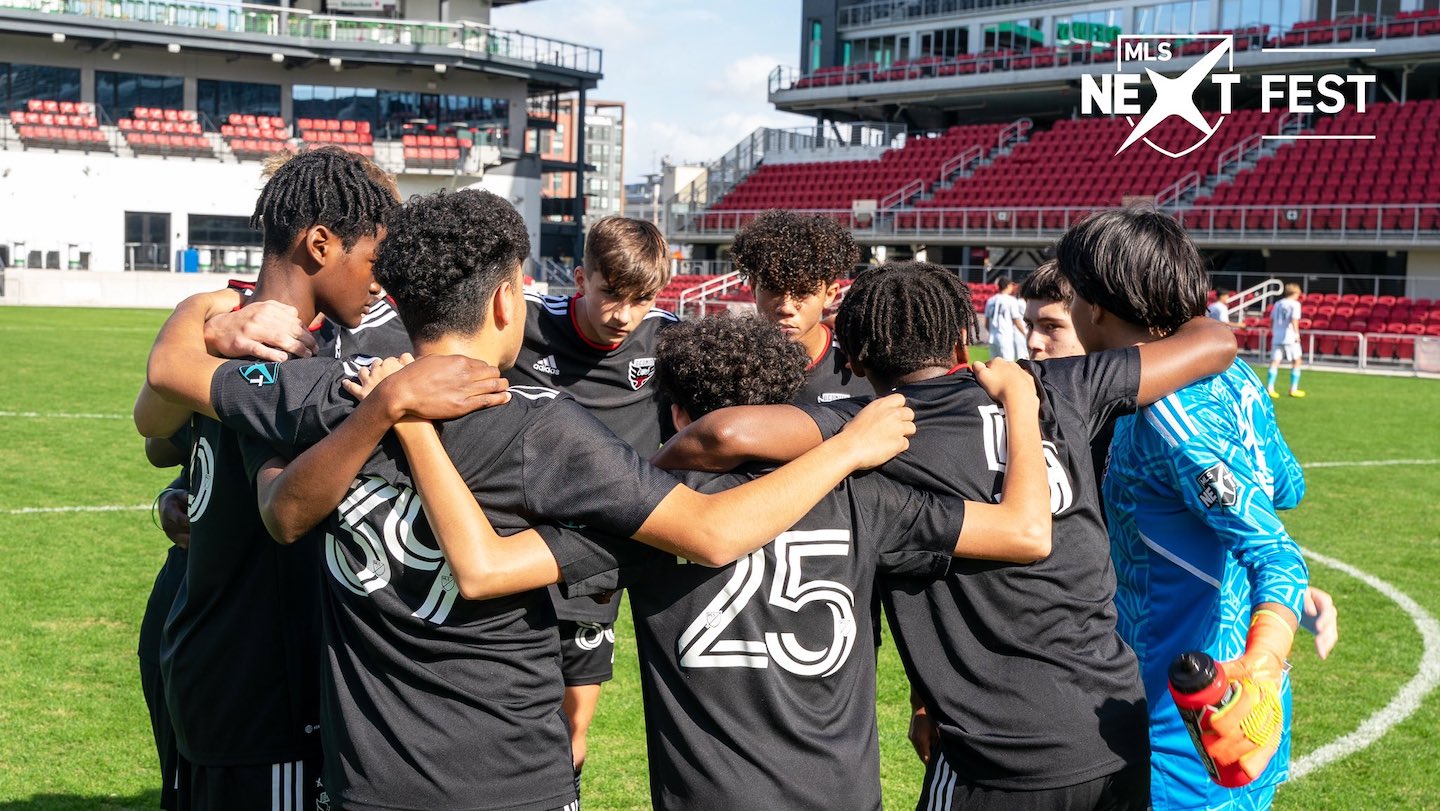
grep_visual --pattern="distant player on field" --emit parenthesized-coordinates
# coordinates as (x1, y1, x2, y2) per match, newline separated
(502, 215, 677, 788)
(1267, 284, 1306, 398)
(1056, 207, 1310, 811)
(984, 275, 1028, 361)
(1208, 290, 1236, 324)
(345, 312, 1053, 811)
(731, 210, 871, 404)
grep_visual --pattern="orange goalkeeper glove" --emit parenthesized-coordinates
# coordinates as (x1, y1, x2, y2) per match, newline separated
(1207, 610, 1295, 782)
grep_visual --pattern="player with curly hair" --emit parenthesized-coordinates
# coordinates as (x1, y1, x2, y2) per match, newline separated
(731, 210, 871, 404)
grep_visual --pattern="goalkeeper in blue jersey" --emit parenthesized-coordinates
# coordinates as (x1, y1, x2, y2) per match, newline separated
(1055, 207, 1309, 811)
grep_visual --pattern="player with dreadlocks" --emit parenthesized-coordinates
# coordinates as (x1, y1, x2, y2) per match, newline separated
(731, 209, 871, 404)
(656, 259, 1242, 809)
(132, 147, 454, 811)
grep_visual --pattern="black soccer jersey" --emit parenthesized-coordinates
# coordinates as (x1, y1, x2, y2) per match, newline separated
(505, 292, 676, 623)
(210, 357, 683, 811)
(159, 409, 322, 766)
(314, 297, 414, 360)
(550, 467, 963, 811)
(506, 292, 675, 458)
(794, 324, 871, 406)
(801, 349, 1151, 791)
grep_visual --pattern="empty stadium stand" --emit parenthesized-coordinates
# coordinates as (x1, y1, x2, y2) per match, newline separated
(703, 122, 1018, 227)
(118, 107, 213, 158)
(298, 118, 375, 157)
(402, 133, 463, 169)
(1206, 100, 1440, 232)
(9, 99, 108, 152)
(901, 110, 1275, 229)
(220, 113, 290, 161)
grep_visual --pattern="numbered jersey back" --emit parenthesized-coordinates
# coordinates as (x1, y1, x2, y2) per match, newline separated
(616, 468, 958, 811)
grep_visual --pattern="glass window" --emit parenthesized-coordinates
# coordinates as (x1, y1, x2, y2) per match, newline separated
(197, 80, 281, 125)
(188, 214, 261, 246)
(0, 63, 82, 112)
(96, 71, 184, 116)
(983, 17, 1047, 51)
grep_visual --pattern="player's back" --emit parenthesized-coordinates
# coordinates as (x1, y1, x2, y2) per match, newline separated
(1271, 299, 1301, 343)
(564, 467, 958, 811)
(160, 410, 322, 766)
(802, 354, 1150, 790)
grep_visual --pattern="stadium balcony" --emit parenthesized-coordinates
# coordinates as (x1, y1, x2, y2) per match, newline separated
(298, 118, 375, 158)
(771, 13, 1440, 101)
(7, 100, 109, 153)
(221, 114, 292, 162)
(118, 107, 214, 158)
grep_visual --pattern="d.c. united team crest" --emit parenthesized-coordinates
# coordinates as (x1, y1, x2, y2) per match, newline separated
(628, 357, 656, 390)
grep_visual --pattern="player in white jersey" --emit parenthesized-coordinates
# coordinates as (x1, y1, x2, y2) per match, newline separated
(984, 277, 1027, 360)
(1266, 284, 1306, 398)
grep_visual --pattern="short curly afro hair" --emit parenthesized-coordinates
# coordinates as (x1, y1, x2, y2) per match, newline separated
(730, 210, 859, 298)
(655, 314, 809, 419)
(374, 189, 531, 344)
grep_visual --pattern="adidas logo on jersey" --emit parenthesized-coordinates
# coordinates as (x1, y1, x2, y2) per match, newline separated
(533, 355, 559, 375)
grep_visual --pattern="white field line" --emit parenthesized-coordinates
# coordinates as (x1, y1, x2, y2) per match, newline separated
(1305, 459, 1440, 469)
(0, 410, 129, 420)
(5, 504, 149, 515)
(1291, 547, 1440, 780)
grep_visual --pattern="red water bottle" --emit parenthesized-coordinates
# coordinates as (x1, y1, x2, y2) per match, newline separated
(1168, 651, 1253, 788)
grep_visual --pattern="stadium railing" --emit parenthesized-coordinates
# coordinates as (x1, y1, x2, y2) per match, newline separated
(1234, 326, 1428, 370)
(773, 12, 1439, 95)
(679, 204, 1440, 243)
(0, 0, 602, 74)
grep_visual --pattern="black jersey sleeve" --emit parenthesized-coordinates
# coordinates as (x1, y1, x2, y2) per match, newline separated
(210, 356, 360, 451)
(507, 397, 681, 536)
(1025, 347, 1141, 440)
(798, 396, 869, 441)
(539, 525, 673, 598)
(852, 471, 966, 577)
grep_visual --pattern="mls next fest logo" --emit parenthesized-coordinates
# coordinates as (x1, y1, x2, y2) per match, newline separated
(1080, 34, 1377, 157)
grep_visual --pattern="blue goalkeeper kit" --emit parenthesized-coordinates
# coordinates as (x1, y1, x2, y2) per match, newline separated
(1105, 359, 1309, 810)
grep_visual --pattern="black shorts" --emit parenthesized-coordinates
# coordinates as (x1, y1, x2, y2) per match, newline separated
(175, 757, 323, 811)
(140, 658, 182, 811)
(918, 752, 1148, 811)
(557, 620, 616, 686)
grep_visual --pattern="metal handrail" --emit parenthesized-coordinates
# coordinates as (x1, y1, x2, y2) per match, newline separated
(1155, 172, 1201, 207)
(0, 0, 602, 74)
(938, 144, 985, 183)
(676, 271, 746, 319)
(1228, 278, 1285, 317)
(880, 178, 926, 209)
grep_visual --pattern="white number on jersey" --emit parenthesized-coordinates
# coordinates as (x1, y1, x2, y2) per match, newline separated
(677, 530, 857, 678)
(325, 475, 460, 626)
(979, 404, 1075, 514)
(187, 436, 215, 522)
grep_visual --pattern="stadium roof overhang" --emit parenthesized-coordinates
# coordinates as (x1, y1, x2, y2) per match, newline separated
(0, 8, 600, 93)
(772, 38, 1440, 124)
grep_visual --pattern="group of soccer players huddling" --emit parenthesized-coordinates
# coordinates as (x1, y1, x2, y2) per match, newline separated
(132, 146, 1335, 811)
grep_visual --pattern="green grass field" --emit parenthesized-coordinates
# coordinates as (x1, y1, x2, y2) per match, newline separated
(1, 306, 1437, 810)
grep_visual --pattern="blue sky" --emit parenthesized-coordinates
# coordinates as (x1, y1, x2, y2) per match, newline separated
(494, 0, 812, 182)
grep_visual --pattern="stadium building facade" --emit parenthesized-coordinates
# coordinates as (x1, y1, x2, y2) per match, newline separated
(669, 0, 1440, 302)
(0, 0, 601, 273)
